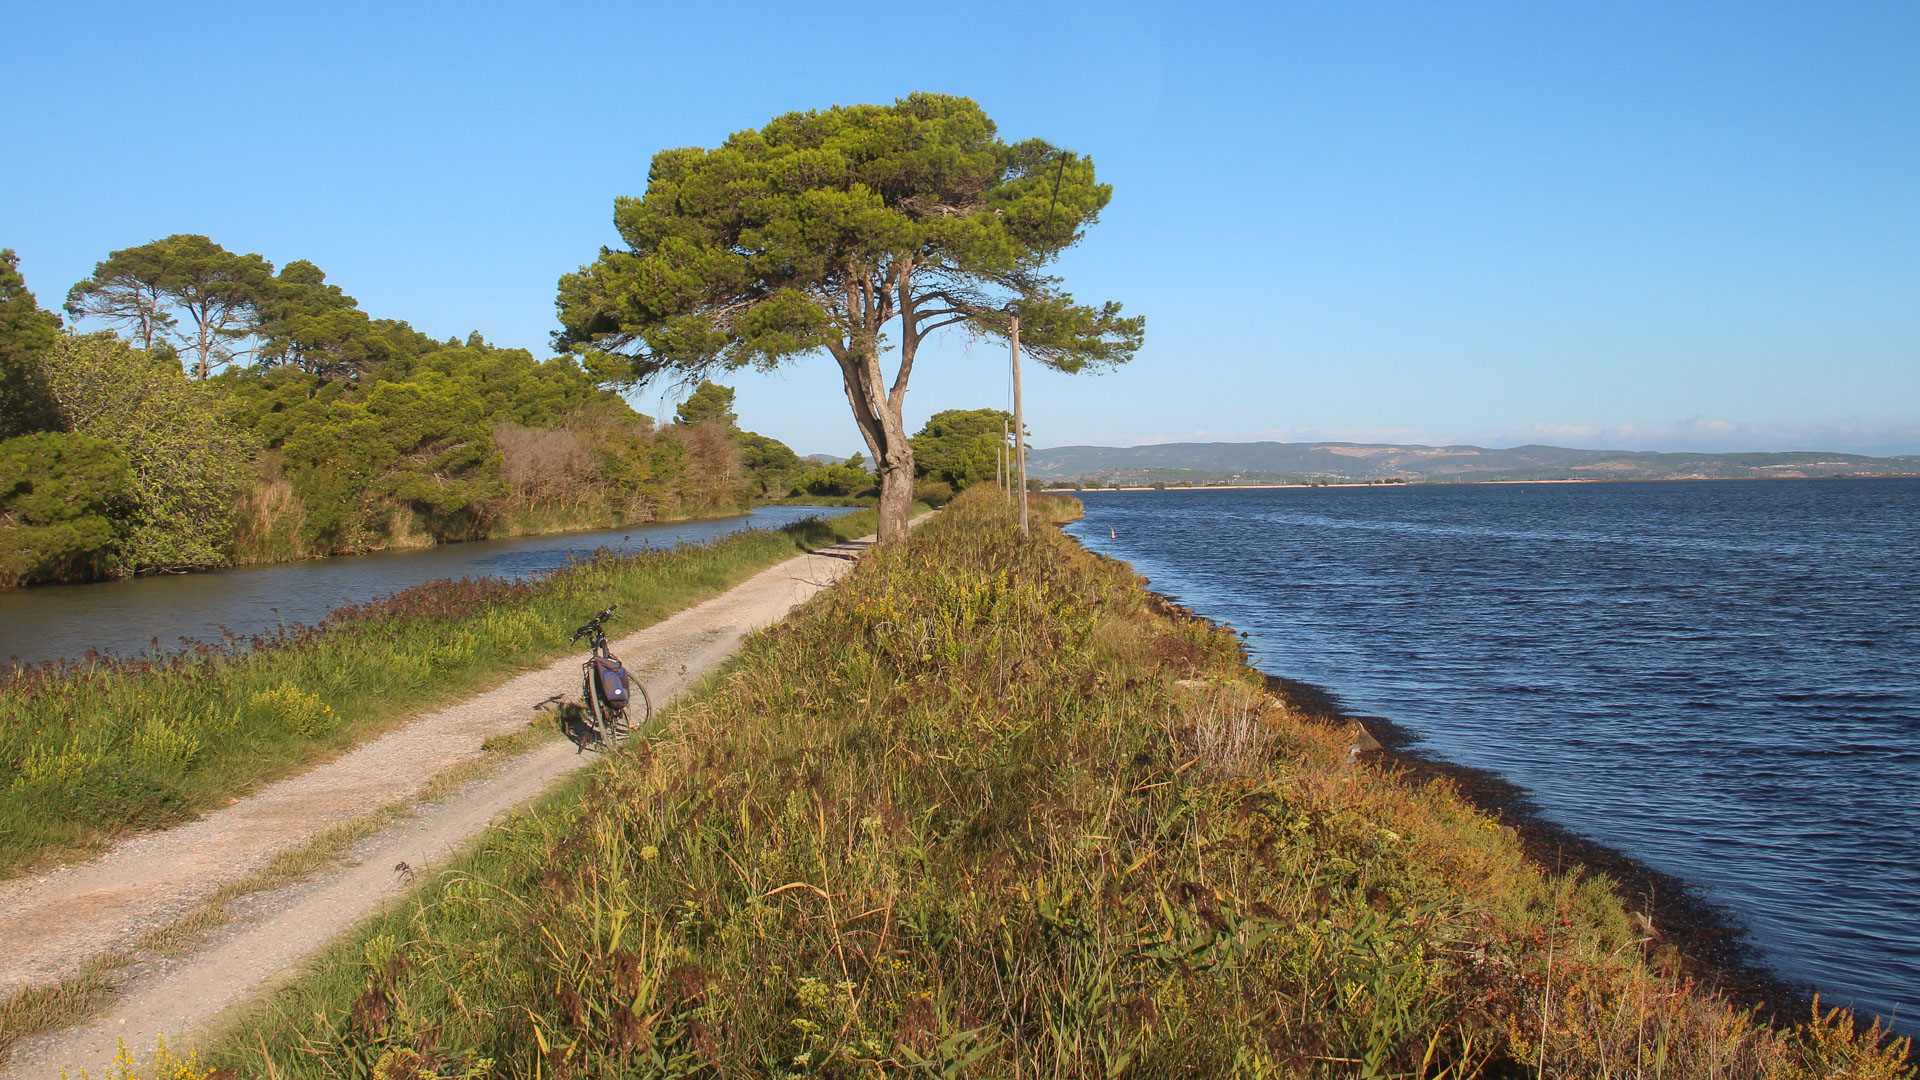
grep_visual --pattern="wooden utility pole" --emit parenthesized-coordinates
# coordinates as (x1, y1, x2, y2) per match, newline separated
(1010, 316, 1029, 537)
(1001, 419, 1011, 503)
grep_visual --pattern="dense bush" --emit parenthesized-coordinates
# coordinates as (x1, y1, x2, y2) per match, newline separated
(280, 370, 506, 548)
(0, 431, 128, 585)
(909, 407, 1012, 491)
(40, 332, 254, 574)
(0, 249, 61, 439)
(911, 479, 955, 507)
(791, 453, 875, 497)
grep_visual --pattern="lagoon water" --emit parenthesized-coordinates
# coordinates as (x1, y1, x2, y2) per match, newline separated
(0, 505, 853, 669)
(1065, 479, 1919, 1033)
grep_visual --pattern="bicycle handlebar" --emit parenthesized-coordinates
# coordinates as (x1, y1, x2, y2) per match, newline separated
(570, 605, 620, 643)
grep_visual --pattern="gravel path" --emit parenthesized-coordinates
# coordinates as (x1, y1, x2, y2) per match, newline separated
(0, 536, 879, 1078)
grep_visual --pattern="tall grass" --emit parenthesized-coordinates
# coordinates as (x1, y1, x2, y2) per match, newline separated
(0, 512, 877, 876)
(209, 489, 1910, 1078)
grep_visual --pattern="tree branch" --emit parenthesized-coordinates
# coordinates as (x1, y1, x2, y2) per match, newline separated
(916, 314, 975, 336)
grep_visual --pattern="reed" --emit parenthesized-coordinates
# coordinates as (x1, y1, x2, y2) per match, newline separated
(200, 489, 1910, 1078)
(0, 511, 877, 876)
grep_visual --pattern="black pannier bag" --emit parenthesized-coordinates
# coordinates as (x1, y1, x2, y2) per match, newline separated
(593, 656, 631, 709)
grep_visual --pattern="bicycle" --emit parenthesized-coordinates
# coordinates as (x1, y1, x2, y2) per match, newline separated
(570, 605, 651, 747)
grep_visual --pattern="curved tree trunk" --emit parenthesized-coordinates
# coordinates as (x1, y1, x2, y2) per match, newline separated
(875, 403, 915, 543)
(849, 395, 914, 545)
(834, 291, 923, 544)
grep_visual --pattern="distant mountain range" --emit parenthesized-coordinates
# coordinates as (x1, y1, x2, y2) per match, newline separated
(1026, 442, 1920, 485)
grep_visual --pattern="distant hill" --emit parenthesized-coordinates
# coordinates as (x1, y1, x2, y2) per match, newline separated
(1026, 441, 1920, 485)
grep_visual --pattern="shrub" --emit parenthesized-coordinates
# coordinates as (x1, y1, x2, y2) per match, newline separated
(481, 608, 549, 654)
(0, 430, 129, 585)
(8, 738, 104, 795)
(911, 479, 954, 507)
(38, 332, 254, 575)
(129, 717, 202, 771)
(248, 684, 338, 737)
(790, 455, 873, 497)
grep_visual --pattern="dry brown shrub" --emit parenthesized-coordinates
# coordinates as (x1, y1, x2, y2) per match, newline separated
(496, 423, 598, 511)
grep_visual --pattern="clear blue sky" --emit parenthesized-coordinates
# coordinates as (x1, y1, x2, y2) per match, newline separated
(7, 2, 1917, 456)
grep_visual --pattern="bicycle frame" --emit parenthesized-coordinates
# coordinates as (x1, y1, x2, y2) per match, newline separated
(570, 606, 650, 748)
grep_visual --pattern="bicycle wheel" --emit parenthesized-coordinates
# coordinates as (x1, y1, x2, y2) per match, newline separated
(632, 680, 652, 728)
(582, 665, 613, 747)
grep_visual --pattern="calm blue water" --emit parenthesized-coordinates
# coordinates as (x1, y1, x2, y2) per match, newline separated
(0, 505, 854, 668)
(1066, 479, 1920, 1033)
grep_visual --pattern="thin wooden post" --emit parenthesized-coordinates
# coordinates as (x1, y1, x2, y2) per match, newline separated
(1011, 317, 1028, 538)
(1002, 419, 1011, 502)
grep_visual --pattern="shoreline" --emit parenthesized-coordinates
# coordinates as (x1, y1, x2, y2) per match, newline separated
(0, 502, 839, 595)
(0, 505, 864, 671)
(1127, 585, 1848, 1037)
(1057, 474, 1920, 492)
(1258, 670, 1816, 1024)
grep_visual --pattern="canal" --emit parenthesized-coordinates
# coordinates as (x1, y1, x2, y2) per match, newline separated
(0, 506, 854, 668)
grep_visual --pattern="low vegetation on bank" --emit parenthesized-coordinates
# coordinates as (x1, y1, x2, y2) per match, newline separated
(210, 488, 1906, 1078)
(0, 512, 877, 875)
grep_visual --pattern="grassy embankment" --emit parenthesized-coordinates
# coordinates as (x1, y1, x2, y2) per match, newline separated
(0, 511, 882, 877)
(199, 487, 1907, 1079)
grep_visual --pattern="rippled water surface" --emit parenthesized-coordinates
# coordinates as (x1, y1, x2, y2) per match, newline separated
(1065, 479, 1919, 1032)
(1, 505, 853, 668)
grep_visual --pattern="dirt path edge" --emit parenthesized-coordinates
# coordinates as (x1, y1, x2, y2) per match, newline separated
(0, 532, 894, 1079)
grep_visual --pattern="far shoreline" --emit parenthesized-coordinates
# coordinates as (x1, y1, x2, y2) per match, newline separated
(1057, 473, 1920, 492)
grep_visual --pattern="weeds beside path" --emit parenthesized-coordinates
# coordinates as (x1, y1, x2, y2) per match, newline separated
(0, 512, 903, 1076)
(0, 512, 881, 877)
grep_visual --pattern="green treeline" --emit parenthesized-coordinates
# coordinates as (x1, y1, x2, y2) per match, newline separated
(0, 242, 819, 587)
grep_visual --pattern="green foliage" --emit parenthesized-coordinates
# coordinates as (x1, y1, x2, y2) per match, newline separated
(554, 94, 1139, 375)
(673, 380, 738, 428)
(0, 511, 877, 873)
(281, 370, 506, 549)
(225, 316, 663, 554)
(790, 453, 873, 497)
(65, 234, 274, 378)
(40, 332, 255, 574)
(209, 489, 1914, 1079)
(738, 431, 804, 496)
(910, 407, 1012, 490)
(0, 249, 62, 439)
(0, 431, 129, 585)
(218, 366, 351, 450)
(671, 380, 809, 499)
(555, 93, 1143, 540)
(22, 238, 775, 582)
(248, 684, 340, 737)
(252, 260, 432, 381)
(388, 339, 601, 427)
(911, 479, 955, 507)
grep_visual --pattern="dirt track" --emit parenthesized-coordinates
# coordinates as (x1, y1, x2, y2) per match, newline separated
(0, 536, 879, 1078)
